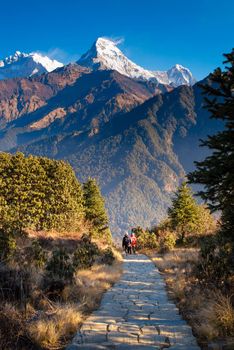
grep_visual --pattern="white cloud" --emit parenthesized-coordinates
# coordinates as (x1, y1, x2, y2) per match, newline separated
(103, 36, 125, 46)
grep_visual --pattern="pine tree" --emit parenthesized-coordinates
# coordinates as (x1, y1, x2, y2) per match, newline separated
(83, 178, 110, 240)
(188, 49, 234, 251)
(0, 153, 85, 233)
(168, 182, 199, 242)
(39, 158, 84, 230)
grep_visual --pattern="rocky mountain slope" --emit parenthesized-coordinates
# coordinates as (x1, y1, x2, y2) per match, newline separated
(14, 79, 223, 234)
(0, 39, 222, 236)
(78, 37, 196, 86)
(0, 51, 63, 80)
(0, 67, 166, 151)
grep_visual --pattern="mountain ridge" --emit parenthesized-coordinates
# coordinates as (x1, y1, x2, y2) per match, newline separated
(78, 37, 196, 87)
(0, 50, 63, 80)
(0, 39, 223, 236)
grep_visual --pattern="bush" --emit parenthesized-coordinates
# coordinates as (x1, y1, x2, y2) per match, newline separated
(160, 231, 176, 252)
(46, 248, 74, 281)
(0, 265, 32, 303)
(0, 303, 28, 349)
(133, 227, 159, 250)
(196, 235, 232, 287)
(30, 240, 47, 268)
(73, 234, 99, 269)
(100, 248, 115, 265)
(0, 228, 17, 262)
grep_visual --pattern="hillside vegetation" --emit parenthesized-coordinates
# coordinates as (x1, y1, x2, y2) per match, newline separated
(135, 49, 234, 349)
(0, 152, 120, 350)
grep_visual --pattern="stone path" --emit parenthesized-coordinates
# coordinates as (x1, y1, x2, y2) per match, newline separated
(67, 254, 200, 349)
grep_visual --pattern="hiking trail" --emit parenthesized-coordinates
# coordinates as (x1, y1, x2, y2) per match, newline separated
(67, 254, 200, 349)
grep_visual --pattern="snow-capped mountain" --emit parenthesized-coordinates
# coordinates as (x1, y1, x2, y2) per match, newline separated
(78, 37, 155, 81)
(0, 51, 63, 80)
(78, 37, 195, 87)
(167, 64, 196, 86)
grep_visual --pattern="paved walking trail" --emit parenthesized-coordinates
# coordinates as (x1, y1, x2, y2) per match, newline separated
(68, 254, 200, 349)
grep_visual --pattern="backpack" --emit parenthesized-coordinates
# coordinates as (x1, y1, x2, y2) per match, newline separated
(131, 236, 137, 246)
(123, 236, 130, 247)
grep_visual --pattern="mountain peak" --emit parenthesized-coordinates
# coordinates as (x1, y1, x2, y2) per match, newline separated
(0, 51, 63, 80)
(78, 38, 195, 87)
(95, 37, 114, 45)
(78, 37, 155, 81)
(168, 64, 196, 86)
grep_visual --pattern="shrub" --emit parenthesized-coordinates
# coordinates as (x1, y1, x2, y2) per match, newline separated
(133, 227, 159, 250)
(0, 265, 32, 303)
(0, 228, 17, 262)
(160, 231, 176, 252)
(214, 293, 234, 335)
(73, 234, 99, 269)
(44, 279, 67, 301)
(46, 247, 74, 281)
(100, 247, 115, 265)
(31, 240, 47, 268)
(196, 235, 232, 286)
(0, 303, 27, 349)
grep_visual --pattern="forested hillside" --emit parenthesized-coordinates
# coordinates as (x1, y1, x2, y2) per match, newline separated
(16, 79, 223, 235)
(0, 152, 120, 349)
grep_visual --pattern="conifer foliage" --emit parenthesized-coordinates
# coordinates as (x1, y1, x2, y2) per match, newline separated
(168, 182, 200, 241)
(188, 49, 234, 252)
(83, 178, 110, 239)
(168, 182, 215, 242)
(0, 153, 110, 259)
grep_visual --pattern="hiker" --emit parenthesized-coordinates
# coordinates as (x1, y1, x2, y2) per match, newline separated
(127, 236, 132, 254)
(130, 232, 137, 254)
(122, 232, 130, 254)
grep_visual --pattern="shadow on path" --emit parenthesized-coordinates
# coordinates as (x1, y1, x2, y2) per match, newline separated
(67, 254, 200, 349)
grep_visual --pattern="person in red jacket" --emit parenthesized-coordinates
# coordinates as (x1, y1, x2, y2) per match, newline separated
(130, 232, 137, 254)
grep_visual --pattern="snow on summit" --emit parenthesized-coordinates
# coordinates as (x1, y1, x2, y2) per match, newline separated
(78, 37, 195, 87)
(0, 51, 63, 80)
(0, 39, 195, 86)
(78, 37, 156, 81)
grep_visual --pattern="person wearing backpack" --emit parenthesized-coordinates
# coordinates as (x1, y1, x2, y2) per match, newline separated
(130, 232, 137, 254)
(122, 232, 130, 254)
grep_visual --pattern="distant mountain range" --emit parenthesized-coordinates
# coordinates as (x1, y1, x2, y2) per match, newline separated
(0, 38, 195, 87)
(0, 51, 63, 80)
(0, 38, 222, 236)
(78, 38, 196, 87)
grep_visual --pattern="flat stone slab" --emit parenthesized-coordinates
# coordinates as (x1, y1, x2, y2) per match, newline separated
(68, 254, 200, 349)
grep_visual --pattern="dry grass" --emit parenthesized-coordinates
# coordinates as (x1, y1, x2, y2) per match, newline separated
(27, 247, 122, 349)
(150, 248, 234, 347)
(0, 228, 123, 350)
(151, 248, 199, 272)
(28, 304, 83, 349)
(74, 258, 123, 310)
(202, 293, 234, 335)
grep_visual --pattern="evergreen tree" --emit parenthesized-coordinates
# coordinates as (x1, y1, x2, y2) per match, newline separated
(168, 182, 199, 242)
(0, 153, 85, 234)
(39, 158, 84, 230)
(0, 153, 46, 232)
(188, 49, 234, 251)
(83, 178, 110, 239)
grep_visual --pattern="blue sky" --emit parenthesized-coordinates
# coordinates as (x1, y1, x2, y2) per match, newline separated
(1, 0, 233, 80)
